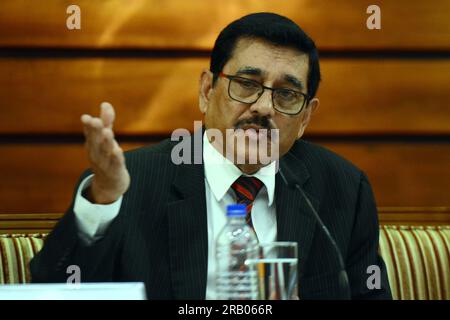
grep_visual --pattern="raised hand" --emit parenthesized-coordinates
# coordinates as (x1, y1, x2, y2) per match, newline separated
(80, 102, 130, 204)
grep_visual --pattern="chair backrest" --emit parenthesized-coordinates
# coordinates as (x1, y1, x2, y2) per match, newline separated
(379, 225, 450, 299)
(1, 227, 449, 300)
(0, 234, 45, 283)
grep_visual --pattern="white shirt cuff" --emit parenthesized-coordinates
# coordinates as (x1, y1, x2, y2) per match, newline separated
(73, 174, 123, 243)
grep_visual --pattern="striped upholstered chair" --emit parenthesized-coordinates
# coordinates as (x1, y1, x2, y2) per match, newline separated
(0, 234, 46, 283)
(0, 227, 449, 299)
(379, 225, 450, 300)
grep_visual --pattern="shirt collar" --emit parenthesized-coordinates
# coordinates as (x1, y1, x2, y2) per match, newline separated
(203, 132, 276, 205)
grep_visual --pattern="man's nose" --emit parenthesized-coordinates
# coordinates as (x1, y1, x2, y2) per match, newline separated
(249, 88, 275, 117)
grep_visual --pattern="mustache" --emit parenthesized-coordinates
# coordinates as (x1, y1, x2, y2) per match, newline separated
(234, 116, 274, 130)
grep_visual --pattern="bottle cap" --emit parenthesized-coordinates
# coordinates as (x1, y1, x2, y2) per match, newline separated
(226, 204, 246, 217)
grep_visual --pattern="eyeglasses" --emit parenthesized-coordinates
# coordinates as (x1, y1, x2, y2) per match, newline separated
(218, 72, 309, 115)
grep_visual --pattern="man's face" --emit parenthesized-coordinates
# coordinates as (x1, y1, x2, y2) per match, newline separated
(199, 37, 318, 173)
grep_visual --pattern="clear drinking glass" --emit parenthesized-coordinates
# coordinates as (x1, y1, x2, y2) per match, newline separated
(247, 241, 298, 300)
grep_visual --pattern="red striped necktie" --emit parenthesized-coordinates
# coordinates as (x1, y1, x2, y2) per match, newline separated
(230, 176, 264, 228)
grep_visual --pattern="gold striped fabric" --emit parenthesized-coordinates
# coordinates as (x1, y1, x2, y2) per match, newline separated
(379, 225, 450, 300)
(0, 234, 46, 284)
(0, 228, 449, 300)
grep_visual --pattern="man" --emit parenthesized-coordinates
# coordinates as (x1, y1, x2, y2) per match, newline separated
(30, 12, 392, 299)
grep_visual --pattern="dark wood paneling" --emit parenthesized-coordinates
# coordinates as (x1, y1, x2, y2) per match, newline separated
(1, 58, 449, 135)
(0, 0, 449, 50)
(378, 207, 450, 225)
(322, 142, 450, 207)
(1, 208, 449, 235)
(0, 58, 206, 135)
(0, 213, 59, 234)
(0, 1, 448, 233)
(0, 142, 142, 214)
(0, 141, 449, 214)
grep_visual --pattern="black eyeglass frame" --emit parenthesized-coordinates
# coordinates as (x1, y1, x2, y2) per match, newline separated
(217, 72, 310, 115)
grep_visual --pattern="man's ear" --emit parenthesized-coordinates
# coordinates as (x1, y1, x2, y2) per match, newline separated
(199, 69, 214, 114)
(297, 97, 319, 139)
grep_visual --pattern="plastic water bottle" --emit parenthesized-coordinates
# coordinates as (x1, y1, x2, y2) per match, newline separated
(215, 204, 259, 300)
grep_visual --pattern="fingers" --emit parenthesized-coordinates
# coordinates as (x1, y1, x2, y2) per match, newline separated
(110, 139, 125, 165)
(80, 102, 123, 171)
(90, 117, 104, 145)
(96, 133, 125, 173)
(99, 127, 115, 157)
(79, 103, 129, 202)
(86, 126, 118, 163)
(99, 127, 124, 165)
(81, 102, 115, 145)
(100, 101, 115, 129)
(80, 101, 115, 132)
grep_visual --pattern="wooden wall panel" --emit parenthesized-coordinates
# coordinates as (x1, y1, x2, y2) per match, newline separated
(0, 144, 87, 214)
(322, 142, 450, 207)
(0, 141, 449, 213)
(0, 0, 449, 50)
(0, 213, 60, 234)
(1, 58, 449, 135)
(0, 58, 207, 135)
(2, 208, 449, 234)
(0, 1, 448, 221)
(378, 207, 450, 226)
(0, 142, 141, 214)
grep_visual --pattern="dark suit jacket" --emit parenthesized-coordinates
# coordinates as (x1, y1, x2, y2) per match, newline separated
(30, 138, 392, 299)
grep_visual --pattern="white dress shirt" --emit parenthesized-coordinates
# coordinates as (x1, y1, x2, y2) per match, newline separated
(73, 132, 277, 299)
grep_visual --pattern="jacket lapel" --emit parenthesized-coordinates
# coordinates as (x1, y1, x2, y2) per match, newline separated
(276, 151, 319, 278)
(167, 161, 208, 299)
